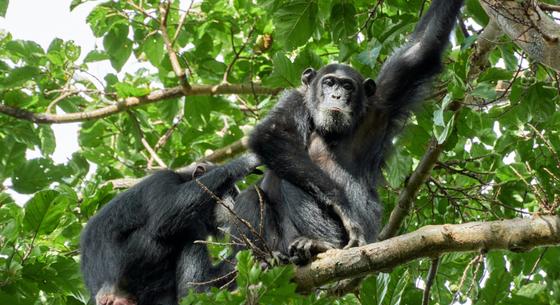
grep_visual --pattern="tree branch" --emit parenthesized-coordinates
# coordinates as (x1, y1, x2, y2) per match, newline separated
(159, 0, 191, 93)
(480, 0, 560, 72)
(0, 84, 281, 124)
(295, 215, 560, 291)
(422, 257, 440, 305)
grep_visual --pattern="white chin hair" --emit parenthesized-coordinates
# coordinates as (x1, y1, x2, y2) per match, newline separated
(315, 110, 351, 134)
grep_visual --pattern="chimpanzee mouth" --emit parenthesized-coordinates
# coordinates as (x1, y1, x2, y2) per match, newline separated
(329, 107, 343, 113)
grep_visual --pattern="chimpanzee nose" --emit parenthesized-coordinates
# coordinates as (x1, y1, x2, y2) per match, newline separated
(331, 94, 341, 99)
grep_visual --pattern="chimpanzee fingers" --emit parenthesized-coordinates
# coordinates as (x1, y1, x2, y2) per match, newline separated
(265, 251, 290, 267)
(289, 237, 336, 265)
(310, 240, 336, 253)
(343, 233, 367, 249)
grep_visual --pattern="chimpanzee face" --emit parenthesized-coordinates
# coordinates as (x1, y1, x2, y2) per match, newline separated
(302, 64, 376, 136)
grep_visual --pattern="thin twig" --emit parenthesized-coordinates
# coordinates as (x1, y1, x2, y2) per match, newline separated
(171, 0, 194, 46)
(422, 257, 440, 305)
(223, 26, 256, 83)
(193, 179, 273, 257)
(539, 3, 560, 13)
(187, 269, 237, 286)
(126, 0, 158, 21)
(127, 111, 167, 168)
(159, 0, 191, 93)
(147, 113, 185, 168)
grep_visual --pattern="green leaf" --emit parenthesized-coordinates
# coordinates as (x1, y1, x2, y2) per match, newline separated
(357, 39, 383, 69)
(113, 82, 151, 98)
(474, 253, 513, 305)
(1, 66, 41, 88)
(0, 0, 8, 17)
(5, 40, 45, 64)
(471, 82, 497, 100)
(84, 50, 110, 63)
(143, 35, 165, 66)
(38, 126, 56, 156)
(103, 24, 132, 71)
(23, 190, 66, 235)
(330, 2, 357, 43)
(435, 115, 454, 144)
(265, 53, 298, 87)
(70, 0, 85, 11)
(11, 158, 71, 194)
(385, 150, 412, 188)
(273, 0, 318, 50)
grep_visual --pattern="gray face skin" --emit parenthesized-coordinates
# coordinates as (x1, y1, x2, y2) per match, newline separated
(314, 73, 357, 133)
(302, 64, 376, 137)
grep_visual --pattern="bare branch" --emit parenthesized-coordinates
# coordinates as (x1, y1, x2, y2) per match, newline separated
(539, 3, 560, 13)
(198, 137, 250, 163)
(0, 84, 281, 124)
(160, 1, 191, 93)
(379, 139, 445, 240)
(223, 26, 256, 83)
(147, 113, 185, 168)
(127, 111, 167, 169)
(295, 215, 560, 291)
(422, 257, 440, 305)
(480, 0, 560, 71)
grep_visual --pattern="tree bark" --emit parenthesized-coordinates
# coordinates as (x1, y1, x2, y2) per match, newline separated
(0, 83, 281, 124)
(480, 0, 560, 72)
(295, 215, 560, 292)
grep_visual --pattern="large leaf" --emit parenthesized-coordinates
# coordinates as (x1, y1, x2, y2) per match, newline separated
(273, 1, 318, 50)
(0, 0, 8, 17)
(23, 190, 66, 235)
(103, 23, 133, 71)
(330, 2, 357, 43)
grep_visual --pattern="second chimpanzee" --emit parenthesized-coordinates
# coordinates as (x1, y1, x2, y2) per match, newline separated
(234, 0, 464, 264)
(80, 154, 259, 305)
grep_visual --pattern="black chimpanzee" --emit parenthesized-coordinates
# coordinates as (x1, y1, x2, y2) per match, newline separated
(80, 154, 259, 305)
(233, 0, 464, 264)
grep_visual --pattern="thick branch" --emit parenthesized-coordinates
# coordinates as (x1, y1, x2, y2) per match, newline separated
(295, 215, 560, 291)
(480, 0, 560, 72)
(0, 84, 281, 124)
(379, 139, 444, 239)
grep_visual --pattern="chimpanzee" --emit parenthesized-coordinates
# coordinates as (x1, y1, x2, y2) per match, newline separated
(80, 154, 259, 305)
(233, 0, 464, 264)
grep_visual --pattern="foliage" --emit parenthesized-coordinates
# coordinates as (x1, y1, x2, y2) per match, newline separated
(0, 0, 559, 304)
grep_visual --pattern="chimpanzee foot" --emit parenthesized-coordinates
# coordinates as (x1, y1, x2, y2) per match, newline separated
(261, 251, 290, 269)
(288, 237, 336, 265)
(343, 228, 367, 249)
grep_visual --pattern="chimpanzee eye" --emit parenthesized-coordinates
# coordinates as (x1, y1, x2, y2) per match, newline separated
(342, 82, 354, 91)
(323, 78, 334, 87)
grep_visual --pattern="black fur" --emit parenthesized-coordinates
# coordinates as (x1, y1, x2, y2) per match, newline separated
(234, 0, 464, 264)
(80, 155, 259, 305)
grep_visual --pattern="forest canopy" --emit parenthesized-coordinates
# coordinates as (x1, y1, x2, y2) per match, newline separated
(0, 0, 559, 304)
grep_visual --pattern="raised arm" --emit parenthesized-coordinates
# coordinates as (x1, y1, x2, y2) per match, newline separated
(374, 0, 464, 115)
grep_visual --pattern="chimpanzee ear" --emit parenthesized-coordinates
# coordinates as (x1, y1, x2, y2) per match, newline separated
(363, 78, 376, 97)
(192, 165, 207, 178)
(301, 68, 317, 85)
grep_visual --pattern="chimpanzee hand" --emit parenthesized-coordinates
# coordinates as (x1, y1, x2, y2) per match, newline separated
(288, 236, 336, 265)
(235, 153, 262, 176)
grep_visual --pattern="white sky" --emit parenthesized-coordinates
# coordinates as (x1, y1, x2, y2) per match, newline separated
(0, 0, 101, 203)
